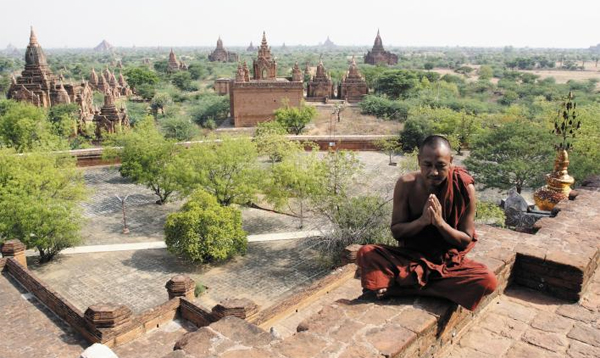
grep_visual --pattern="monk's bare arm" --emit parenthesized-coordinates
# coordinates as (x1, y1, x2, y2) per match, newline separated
(390, 175, 430, 242)
(430, 184, 477, 250)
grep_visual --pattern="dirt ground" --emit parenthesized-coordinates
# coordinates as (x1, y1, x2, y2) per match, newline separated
(305, 104, 403, 135)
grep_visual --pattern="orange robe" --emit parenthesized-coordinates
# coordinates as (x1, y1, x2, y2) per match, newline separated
(356, 167, 497, 311)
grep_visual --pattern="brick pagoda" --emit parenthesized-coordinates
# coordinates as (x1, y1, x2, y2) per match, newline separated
(339, 56, 368, 103)
(208, 37, 238, 63)
(364, 30, 398, 65)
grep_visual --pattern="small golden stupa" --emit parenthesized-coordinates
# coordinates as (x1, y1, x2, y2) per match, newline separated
(533, 92, 580, 211)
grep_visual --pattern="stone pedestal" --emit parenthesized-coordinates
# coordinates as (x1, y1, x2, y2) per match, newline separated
(165, 275, 196, 300)
(84, 303, 132, 329)
(211, 298, 259, 320)
(1, 239, 27, 269)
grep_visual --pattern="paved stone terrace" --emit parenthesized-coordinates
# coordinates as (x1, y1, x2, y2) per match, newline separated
(114, 319, 197, 358)
(30, 239, 328, 314)
(0, 273, 87, 358)
(445, 265, 600, 358)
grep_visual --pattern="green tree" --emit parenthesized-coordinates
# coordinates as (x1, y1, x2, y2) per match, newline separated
(265, 150, 324, 228)
(151, 93, 172, 118)
(159, 117, 199, 141)
(123, 67, 160, 90)
(0, 100, 64, 152)
(164, 190, 247, 263)
(274, 100, 317, 135)
(182, 136, 263, 206)
(0, 150, 86, 262)
(190, 95, 230, 127)
(171, 71, 194, 91)
(375, 137, 402, 165)
(477, 65, 493, 80)
(255, 121, 304, 165)
(106, 117, 183, 204)
(374, 70, 420, 99)
(48, 103, 79, 138)
(465, 120, 554, 194)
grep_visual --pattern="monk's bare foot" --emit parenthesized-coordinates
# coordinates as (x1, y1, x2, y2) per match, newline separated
(376, 288, 388, 300)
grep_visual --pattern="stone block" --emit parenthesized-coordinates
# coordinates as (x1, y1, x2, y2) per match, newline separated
(210, 316, 274, 347)
(84, 303, 132, 329)
(211, 298, 259, 320)
(567, 324, 600, 347)
(567, 339, 600, 358)
(556, 304, 596, 324)
(477, 312, 528, 339)
(165, 275, 195, 301)
(457, 328, 513, 356)
(530, 312, 575, 333)
(174, 328, 219, 356)
(363, 324, 416, 357)
(271, 331, 329, 358)
(521, 328, 569, 353)
(504, 342, 563, 358)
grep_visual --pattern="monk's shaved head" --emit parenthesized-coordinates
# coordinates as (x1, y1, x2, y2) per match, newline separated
(419, 135, 452, 156)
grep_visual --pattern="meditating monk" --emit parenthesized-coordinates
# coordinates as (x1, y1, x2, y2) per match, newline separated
(356, 135, 497, 311)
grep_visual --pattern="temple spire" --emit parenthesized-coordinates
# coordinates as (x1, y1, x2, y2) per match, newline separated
(30, 26, 38, 45)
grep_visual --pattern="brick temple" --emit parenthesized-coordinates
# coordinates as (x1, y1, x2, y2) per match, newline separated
(208, 37, 238, 63)
(339, 56, 369, 103)
(89, 68, 132, 98)
(306, 60, 335, 101)
(6, 28, 95, 132)
(167, 49, 188, 73)
(229, 32, 303, 127)
(364, 29, 398, 65)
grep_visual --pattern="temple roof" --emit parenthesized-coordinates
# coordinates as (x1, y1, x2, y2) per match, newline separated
(25, 26, 48, 68)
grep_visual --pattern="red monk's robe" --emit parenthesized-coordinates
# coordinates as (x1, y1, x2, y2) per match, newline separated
(357, 167, 497, 311)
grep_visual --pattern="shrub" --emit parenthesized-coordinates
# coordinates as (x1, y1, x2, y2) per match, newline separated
(475, 201, 506, 228)
(190, 95, 230, 127)
(164, 190, 247, 263)
(312, 195, 393, 264)
(159, 117, 199, 141)
(359, 95, 409, 121)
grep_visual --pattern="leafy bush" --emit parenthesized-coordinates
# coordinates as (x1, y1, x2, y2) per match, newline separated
(312, 195, 393, 263)
(475, 201, 506, 228)
(159, 117, 199, 141)
(190, 95, 230, 127)
(359, 95, 409, 121)
(164, 190, 247, 263)
(400, 117, 434, 151)
(274, 100, 317, 135)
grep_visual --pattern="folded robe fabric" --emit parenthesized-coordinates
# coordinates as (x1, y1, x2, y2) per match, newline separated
(357, 166, 497, 310)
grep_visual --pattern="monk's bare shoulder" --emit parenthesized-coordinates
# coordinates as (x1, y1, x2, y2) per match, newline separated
(395, 171, 420, 191)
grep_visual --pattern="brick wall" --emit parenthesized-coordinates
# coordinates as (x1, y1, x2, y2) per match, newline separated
(5, 258, 92, 341)
(231, 82, 303, 127)
(180, 298, 214, 327)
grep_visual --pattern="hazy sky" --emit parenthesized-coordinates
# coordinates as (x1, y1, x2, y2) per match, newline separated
(1, 0, 599, 49)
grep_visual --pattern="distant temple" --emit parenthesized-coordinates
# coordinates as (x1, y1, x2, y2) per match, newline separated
(208, 37, 238, 63)
(229, 32, 303, 127)
(246, 41, 256, 52)
(94, 40, 113, 53)
(7, 28, 95, 133)
(88, 68, 132, 98)
(364, 30, 398, 65)
(322, 36, 336, 49)
(339, 56, 368, 103)
(167, 49, 188, 72)
(306, 60, 335, 101)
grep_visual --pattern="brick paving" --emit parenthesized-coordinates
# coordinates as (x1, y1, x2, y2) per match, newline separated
(0, 273, 87, 358)
(445, 262, 600, 358)
(30, 239, 328, 314)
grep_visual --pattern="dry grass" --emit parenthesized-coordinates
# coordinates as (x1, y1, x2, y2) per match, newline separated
(304, 104, 403, 136)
